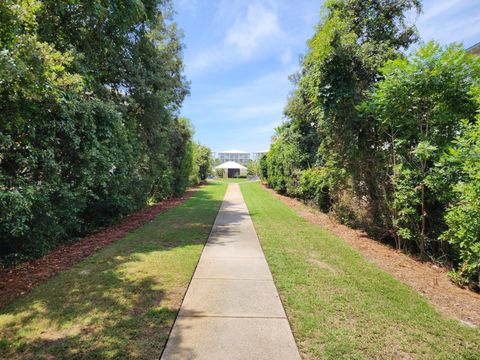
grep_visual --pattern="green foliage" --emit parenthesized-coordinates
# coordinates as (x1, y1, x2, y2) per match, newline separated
(197, 145, 212, 181)
(0, 183, 227, 358)
(190, 142, 212, 185)
(259, 154, 268, 181)
(440, 119, 480, 289)
(215, 168, 225, 178)
(0, 0, 190, 263)
(246, 160, 260, 177)
(267, 0, 421, 227)
(298, 167, 334, 212)
(266, 124, 306, 195)
(299, 0, 421, 177)
(242, 182, 480, 359)
(368, 42, 480, 256)
(266, 0, 420, 204)
(262, 0, 480, 288)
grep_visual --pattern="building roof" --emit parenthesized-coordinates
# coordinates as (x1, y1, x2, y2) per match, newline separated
(218, 149, 249, 154)
(467, 41, 480, 56)
(214, 161, 247, 170)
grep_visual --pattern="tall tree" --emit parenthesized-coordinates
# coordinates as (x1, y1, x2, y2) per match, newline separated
(285, 0, 421, 228)
(367, 42, 480, 257)
(0, 0, 191, 262)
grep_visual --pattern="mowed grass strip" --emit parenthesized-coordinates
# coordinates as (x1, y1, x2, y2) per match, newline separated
(0, 182, 227, 359)
(241, 182, 480, 360)
(213, 178, 251, 183)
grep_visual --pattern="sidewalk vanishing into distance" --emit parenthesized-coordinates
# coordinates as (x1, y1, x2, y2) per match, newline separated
(161, 183, 300, 360)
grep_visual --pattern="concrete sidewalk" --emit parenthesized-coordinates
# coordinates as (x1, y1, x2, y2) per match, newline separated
(161, 184, 300, 360)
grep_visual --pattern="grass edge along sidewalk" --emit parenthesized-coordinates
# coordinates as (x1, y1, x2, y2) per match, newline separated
(1, 188, 196, 309)
(0, 182, 227, 359)
(241, 182, 480, 360)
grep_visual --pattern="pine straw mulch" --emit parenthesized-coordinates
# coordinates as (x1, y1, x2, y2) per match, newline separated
(0, 188, 197, 309)
(263, 185, 480, 328)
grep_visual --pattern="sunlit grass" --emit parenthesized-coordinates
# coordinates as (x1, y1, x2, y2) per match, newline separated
(241, 182, 480, 359)
(211, 178, 253, 183)
(0, 182, 227, 359)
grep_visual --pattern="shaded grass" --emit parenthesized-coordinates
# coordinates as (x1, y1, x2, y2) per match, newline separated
(0, 182, 227, 359)
(241, 182, 480, 359)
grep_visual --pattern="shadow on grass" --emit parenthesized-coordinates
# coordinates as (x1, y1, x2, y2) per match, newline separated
(0, 183, 226, 359)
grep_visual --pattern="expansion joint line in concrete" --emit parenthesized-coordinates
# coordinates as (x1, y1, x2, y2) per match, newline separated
(161, 183, 301, 360)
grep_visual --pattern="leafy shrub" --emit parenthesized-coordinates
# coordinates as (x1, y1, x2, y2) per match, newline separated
(259, 154, 268, 182)
(215, 168, 224, 178)
(189, 142, 212, 185)
(260, 0, 480, 289)
(266, 127, 305, 195)
(247, 160, 260, 177)
(0, 0, 191, 264)
(365, 42, 480, 258)
(299, 167, 333, 212)
(440, 120, 480, 289)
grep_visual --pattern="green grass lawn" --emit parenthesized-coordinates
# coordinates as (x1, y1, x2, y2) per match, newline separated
(0, 182, 227, 359)
(212, 178, 252, 183)
(241, 182, 480, 360)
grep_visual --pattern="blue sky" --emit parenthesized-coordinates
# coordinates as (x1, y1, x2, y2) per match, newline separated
(173, 0, 480, 153)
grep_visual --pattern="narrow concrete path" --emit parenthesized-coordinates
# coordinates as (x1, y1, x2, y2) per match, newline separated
(161, 184, 300, 360)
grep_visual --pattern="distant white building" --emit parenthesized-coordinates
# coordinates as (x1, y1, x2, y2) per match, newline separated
(217, 149, 251, 165)
(214, 161, 248, 178)
(252, 150, 268, 160)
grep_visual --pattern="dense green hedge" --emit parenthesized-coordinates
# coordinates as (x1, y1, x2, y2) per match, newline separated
(262, 0, 480, 289)
(0, 0, 192, 264)
(189, 143, 212, 185)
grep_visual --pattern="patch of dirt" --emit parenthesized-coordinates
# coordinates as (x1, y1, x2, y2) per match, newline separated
(40, 324, 97, 341)
(0, 188, 197, 309)
(264, 185, 480, 327)
(307, 254, 343, 275)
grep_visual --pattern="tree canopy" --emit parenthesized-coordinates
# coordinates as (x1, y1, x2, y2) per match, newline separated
(262, 0, 480, 290)
(0, 0, 192, 263)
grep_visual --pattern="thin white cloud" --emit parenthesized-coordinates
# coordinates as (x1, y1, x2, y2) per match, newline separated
(420, 13, 480, 44)
(280, 48, 293, 65)
(176, 0, 325, 151)
(235, 102, 285, 118)
(187, 1, 284, 72)
(185, 67, 295, 120)
(419, 0, 464, 22)
(225, 3, 281, 57)
(417, 0, 480, 46)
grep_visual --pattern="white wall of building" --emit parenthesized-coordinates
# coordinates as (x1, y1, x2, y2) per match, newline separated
(215, 149, 268, 164)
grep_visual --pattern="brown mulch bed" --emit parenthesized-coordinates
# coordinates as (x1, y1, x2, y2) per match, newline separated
(0, 188, 197, 309)
(264, 185, 480, 327)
